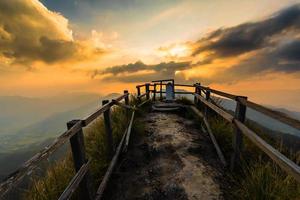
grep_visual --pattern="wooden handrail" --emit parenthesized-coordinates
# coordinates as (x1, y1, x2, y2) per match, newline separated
(237, 97, 300, 130)
(0, 93, 129, 197)
(95, 123, 129, 200)
(58, 160, 91, 200)
(194, 93, 300, 183)
(190, 106, 227, 167)
(234, 119, 300, 182)
(195, 94, 234, 123)
(152, 79, 174, 82)
(2, 79, 300, 199)
(195, 83, 238, 100)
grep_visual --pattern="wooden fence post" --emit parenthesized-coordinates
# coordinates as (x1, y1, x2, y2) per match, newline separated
(160, 81, 163, 100)
(172, 80, 175, 99)
(194, 83, 200, 105)
(230, 96, 247, 171)
(67, 120, 94, 200)
(102, 100, 114, 159)
(205, 89, 211, 117)
(124, 90, 129, 121)
(145, 83, 150, 100)
(136, 86, 141, 102)
(153, 84, 156, 101)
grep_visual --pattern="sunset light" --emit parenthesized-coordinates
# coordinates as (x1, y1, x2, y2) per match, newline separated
(0, 1, 300, 199)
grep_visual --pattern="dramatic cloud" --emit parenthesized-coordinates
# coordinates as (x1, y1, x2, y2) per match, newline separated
(192, 4, 300, 58)
(0, 0, 104, 65)
(92, 61, 191, 82)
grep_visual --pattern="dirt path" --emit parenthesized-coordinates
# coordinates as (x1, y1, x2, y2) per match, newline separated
(105, 111, 226, 200)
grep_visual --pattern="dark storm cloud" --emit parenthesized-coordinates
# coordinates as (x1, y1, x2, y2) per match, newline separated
(92, 61, 191, 82)
(275, 40, 300, 62)
(199, 38, 300, 84)
(193, 4, 300, 58)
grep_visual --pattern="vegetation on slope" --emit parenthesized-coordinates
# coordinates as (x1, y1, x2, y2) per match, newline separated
(208, 114, 300, 200)
(25, 97, 138, 200)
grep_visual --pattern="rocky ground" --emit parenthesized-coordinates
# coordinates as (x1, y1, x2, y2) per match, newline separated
(104, 110, 227, 200)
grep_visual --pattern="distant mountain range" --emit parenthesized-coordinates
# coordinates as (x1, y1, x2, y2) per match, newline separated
(217, 98, 300, 137)
(0, 92, 120, 179)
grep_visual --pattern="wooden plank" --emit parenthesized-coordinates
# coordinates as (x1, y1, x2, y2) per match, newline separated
(95, 126, 128, 200)
(195, 93, 234, 122)
(102, 100, 114, 159)
(234, 119, 300, 183)
(230, 97, 247, 171)
(123, 110, 135, 152)
(58, 160, 91, 200)
(190, 106, 227, 167)
(239, 98, 300, 130)
(0, 121, 82, 197)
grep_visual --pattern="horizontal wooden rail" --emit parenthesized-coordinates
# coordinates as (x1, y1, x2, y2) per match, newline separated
(175, 91, 194, 94)
(190, 106, 227, 166)
(58, 160, 91, 200)
(195, 93, 234, 122)
(194, 92, 300, 183)
(237, 97, 300, 130)
(137, 92, 147, 99)
(234, 119, 300, 182)
(152, 79, 174, 82)
(195, 83, 238, 100)
(136, 84, 145, 88)
(95, 124, 128, 200)
(123, 110, 135, 152)
(0, 121, 82, 196)
(0, 93, 129, 197)
(137, 99, 151, 107)
(174, 84, 194, 87)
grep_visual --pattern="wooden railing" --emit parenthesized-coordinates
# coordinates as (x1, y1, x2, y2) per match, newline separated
(138, 79, 300, 183)
(0, 90, 138, 200)
(1, 79, 300, 200)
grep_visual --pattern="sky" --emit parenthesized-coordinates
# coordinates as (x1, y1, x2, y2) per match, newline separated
(0, 0, 300, 110)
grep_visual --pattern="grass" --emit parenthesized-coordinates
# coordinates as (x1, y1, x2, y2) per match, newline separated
(204, 103, 300, 200)
(25, 96, 136, 200)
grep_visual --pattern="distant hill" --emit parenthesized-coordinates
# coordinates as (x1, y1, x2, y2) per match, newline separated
(0, 92, 121, 179)
(0, 93, 101, 134)
(216, 98, 300, 137)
